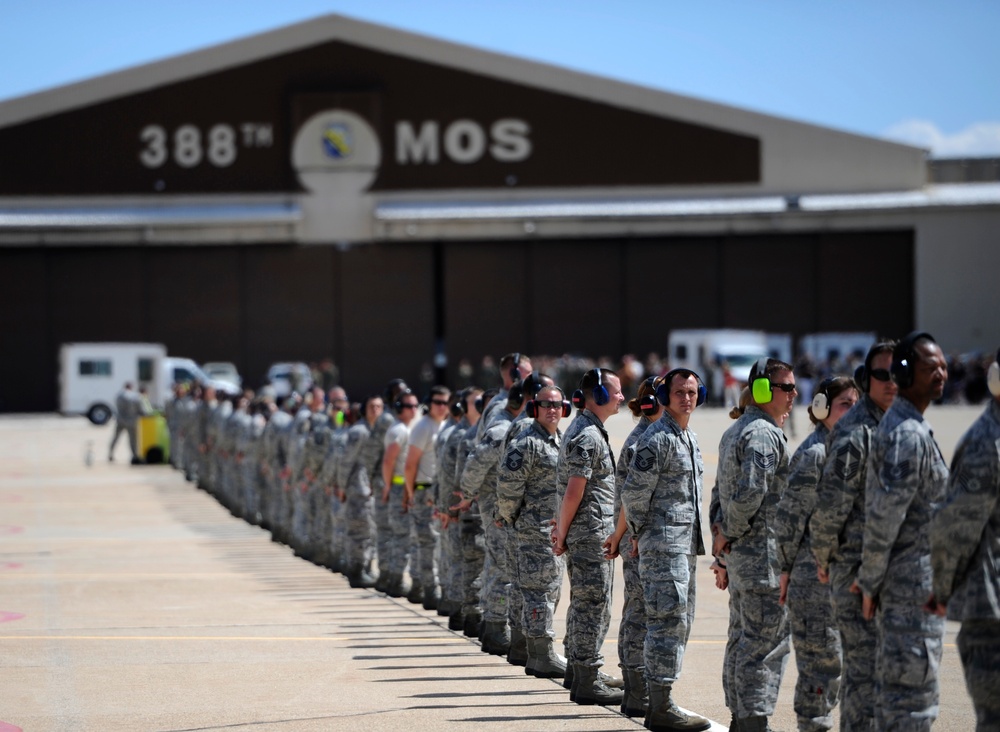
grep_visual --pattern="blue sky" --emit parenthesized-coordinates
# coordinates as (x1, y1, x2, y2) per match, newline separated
(2, 0, 998, 156)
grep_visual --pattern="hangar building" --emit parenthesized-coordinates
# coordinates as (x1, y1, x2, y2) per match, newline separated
(1, 14, 998, 411)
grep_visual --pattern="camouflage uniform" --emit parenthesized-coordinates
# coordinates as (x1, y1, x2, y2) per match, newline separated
(368, 410, 397, 582)
(181, 394, 201, 483)
(775, 423, 842, 732)
(407, 414, 446, 600)
(614, 415, 655, 677)
(809, 394, 885, 732)
(622, 411, 705, 685)
(496, 419, 564, 639)
(261, 408, 293, 540)
(556, 408, 617, 670)
(383, 420, 412, 581)
(338, 419, 378, 578)
(435, 418, 465, 612)
(858, 395, 948, 730)
(460, 410, 514, 624)
(455, 420, 486, 619)
(931, 398, 1000, 731)
(717, 404, 791, 720)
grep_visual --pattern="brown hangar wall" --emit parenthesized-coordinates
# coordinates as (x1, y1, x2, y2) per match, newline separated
(0, 230, 912, 413)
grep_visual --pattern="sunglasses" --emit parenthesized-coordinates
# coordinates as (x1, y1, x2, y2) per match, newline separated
(534, 400, 564, 410)
(770, 382, 797, 393)
(430, 399, 450, 406)
(869, 368, 892, 382)
(400, 403, 419, 409)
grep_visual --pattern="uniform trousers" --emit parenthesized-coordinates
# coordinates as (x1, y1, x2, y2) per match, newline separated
(512, 519, 563, 637)
(830, 561, 878, 732)
(564, 538, 613, 668)
(875, 595, 944, 731)
(618, 530, 646, 672)
(641, 552, 696, 684)
(958, 619, 1000, 732)
(409, 489, 439, 591)
(788, 544, 842, 732)
(724, 577, 790, 718)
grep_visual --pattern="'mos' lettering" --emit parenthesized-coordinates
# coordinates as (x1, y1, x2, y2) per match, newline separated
(396, 119, 531, 165)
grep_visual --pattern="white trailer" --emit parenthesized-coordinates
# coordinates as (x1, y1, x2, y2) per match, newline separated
(798, 332, 876, 368)
(667, 329, 770, 403)
(59, 343, 167, 425)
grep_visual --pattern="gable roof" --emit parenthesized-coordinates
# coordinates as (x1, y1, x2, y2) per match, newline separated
(0, 13, 925, 196)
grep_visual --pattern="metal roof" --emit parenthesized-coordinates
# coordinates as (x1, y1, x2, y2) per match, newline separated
(0, 202, 301, 229)
(374, 183, 1000, 224)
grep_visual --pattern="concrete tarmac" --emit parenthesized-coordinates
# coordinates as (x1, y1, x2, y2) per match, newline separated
(0, 405, 980, 731)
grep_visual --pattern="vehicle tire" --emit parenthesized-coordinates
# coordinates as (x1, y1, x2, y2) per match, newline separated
(87, 404, 113, 426)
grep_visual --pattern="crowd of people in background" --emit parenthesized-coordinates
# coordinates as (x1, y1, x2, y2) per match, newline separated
(147, 338, 999, 732)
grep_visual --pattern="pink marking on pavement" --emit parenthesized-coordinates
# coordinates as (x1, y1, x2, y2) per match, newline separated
(0, 526, 24, 535)
(0, 563, 22, 571)
(0, 723, 24, 732)
(0, 495, 22, 502)
(0, 612, 25, 623)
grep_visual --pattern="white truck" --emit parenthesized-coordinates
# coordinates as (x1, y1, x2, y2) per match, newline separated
(59, 343, 238, 424)
(667, 329, 770, 404)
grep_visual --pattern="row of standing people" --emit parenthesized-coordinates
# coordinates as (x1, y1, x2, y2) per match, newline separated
(712, 335, 1000, 732)
(163, 340, 1000, 732)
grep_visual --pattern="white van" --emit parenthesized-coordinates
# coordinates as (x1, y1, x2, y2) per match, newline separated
(60, 343, 240, 424)
(59, 342, 168, 425)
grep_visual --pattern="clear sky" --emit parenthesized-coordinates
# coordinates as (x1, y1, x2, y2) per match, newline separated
(2, 0, 998, 157)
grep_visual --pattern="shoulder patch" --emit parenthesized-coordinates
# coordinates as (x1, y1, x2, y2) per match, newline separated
(633, 445, 657, 472)
(956, 466, 983, 494)
(752, 450, 776, 471)
(504, 448, 525, 472)
(575, 444, 591, 463)
(834, 442, 862, 481)
(886, 459, 912, 482)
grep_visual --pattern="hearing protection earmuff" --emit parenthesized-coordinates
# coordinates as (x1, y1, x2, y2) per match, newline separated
(393, 388, 414, 415)
(451, 390, 466, 419)
(750, 358, 773, 405)
(526, 386, 572, 419)
(810, 377, 837, 421)
(508, 373, 545, 411)
(655, 369, 708, 408)
(891, 331, 935, 390)
(637, 377, 658, 415)
(988, 347, 1000, 398)
(571, 389, 586, 410)
(508, 352, 522, 382)
(591, 368, 610, 406)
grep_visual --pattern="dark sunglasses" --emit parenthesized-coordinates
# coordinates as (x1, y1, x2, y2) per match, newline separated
(430, 399, 450, 406)
(770, 382, 797, 393)
(400, 403, 419, 409)
(534, 400, 564, 410)
(869, 368, 892, 382)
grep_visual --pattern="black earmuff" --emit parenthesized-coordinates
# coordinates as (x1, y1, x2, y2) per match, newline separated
(750, 358, 773, 405)
(393, 388, 414, 414)
(810, 377, 836, 421)
(655, 369, 708, 408)
(591, 368, 610, 406)
(450, 390, 465, 419)
(508, 373, 544, 411)
(638, 377, 658, 414)
(571, 389, 586, 410)
(509, 352, 522, 382)
(891, 331, 935, 390)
